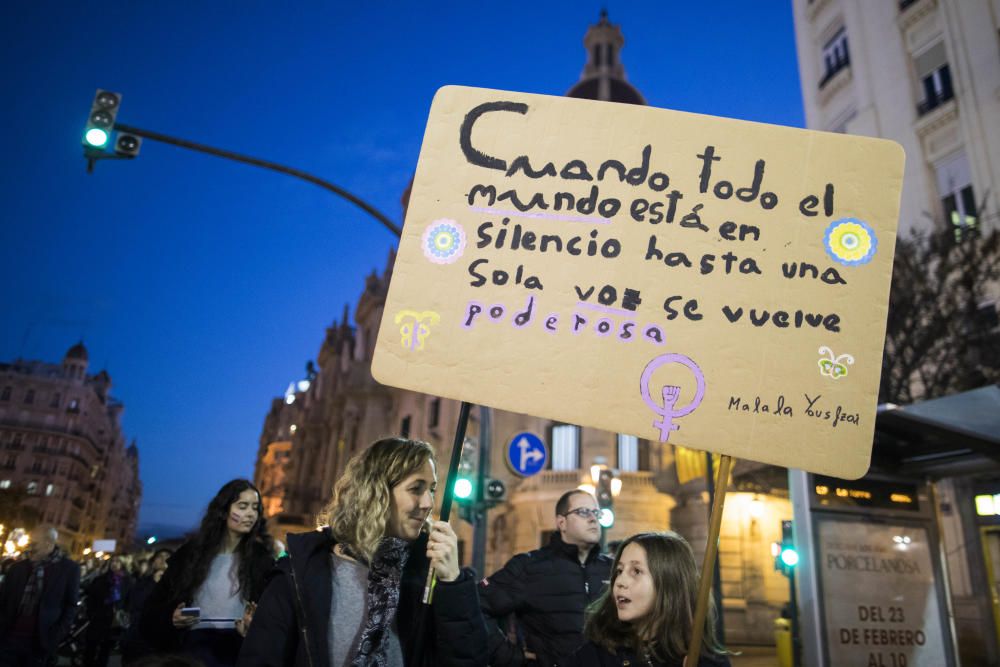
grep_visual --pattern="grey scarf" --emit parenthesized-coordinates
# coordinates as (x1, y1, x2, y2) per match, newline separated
(348, 537, 410, 667)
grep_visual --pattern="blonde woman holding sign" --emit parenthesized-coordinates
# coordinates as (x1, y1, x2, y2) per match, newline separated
(565, 532, 731, 667)
(238, 437, 488, 667)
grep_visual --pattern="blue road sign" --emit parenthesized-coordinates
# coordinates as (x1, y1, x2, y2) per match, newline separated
(507, 432, 547, 477)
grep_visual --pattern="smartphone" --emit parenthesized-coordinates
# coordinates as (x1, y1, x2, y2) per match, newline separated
(180, 607, 201, 618)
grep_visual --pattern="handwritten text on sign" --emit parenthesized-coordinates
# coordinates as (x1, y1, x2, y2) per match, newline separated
(373, 86, 904, 478)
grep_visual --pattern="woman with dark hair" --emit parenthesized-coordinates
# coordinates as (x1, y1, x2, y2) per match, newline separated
(566, 532, 731, 667)
(238, 436, 488, 667)
(139, 479, 275, 667)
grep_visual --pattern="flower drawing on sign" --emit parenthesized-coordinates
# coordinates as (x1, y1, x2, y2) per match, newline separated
(818, 345, 854, 380)
(640, 353, 706, 443)
(422, 219, 466, 264)
(823, 218, 877, 266)
(394, 310, 441, 351)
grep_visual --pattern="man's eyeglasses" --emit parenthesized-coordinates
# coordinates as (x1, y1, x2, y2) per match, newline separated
(562, 508, 602, 519)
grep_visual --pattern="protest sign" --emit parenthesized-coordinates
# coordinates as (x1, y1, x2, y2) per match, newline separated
(373, 86, 904, 479)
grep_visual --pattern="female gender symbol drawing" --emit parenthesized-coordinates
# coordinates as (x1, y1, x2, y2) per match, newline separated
(640, 353, 706, 443)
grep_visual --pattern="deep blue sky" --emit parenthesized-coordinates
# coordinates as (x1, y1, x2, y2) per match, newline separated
(0, 2, 804, 535)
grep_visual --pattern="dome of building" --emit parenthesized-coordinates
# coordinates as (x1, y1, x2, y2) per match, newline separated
(65, 341, 89, 362)
(566, 10, 647, 106)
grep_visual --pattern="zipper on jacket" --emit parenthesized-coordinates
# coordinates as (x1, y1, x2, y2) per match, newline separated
(288, 554, 315, 667)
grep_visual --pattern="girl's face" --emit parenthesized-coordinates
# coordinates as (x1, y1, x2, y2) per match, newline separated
(226, 488, 261, 536)
(614, 542, 656, 624)
(386, 459, 436, 541)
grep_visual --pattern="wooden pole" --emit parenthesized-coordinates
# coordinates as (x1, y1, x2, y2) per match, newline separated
(686, 454, 734, 666)
(422, 400, 472, 604)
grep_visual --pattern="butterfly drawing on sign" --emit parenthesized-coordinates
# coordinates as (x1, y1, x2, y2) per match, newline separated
(395, 310, 441, 351)
(818, 346, 855, 380)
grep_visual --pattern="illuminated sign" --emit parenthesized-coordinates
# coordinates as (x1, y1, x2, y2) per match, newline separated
(812, 475, 919, 512)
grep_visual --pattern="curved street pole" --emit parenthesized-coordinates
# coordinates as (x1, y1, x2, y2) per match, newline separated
(112, 122, 402, 238)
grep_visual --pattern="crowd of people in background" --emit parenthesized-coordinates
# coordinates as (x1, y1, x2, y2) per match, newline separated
(0, 438, 733, 667)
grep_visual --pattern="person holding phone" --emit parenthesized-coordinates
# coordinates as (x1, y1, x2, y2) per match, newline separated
(139, 480, 276, 667)
(238, 437, 488, 667)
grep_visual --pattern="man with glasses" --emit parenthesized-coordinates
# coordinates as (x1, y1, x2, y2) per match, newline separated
(479, 490, 612, 666)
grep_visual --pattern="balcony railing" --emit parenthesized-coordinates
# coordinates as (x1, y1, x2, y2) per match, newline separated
(819, 55, 850, 89)
(917, 88, 955, 116)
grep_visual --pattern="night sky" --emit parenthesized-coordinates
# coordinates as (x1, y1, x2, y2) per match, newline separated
(0, 2, 804, 535)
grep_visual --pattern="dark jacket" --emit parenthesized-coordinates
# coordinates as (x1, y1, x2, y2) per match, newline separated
(140, 539, 273, 652)
(564, 642, 732, 667)
(84, 568, 133, 630)
(237, 527, 488, 667)
(479, 533, 612, 667)
(0, 551, 81, 654)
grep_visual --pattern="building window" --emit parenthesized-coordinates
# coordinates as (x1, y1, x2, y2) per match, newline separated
(50, 393, 60, 408)
(45, 484, 55, 496)
(24, 389, 34, 405)
(26, 481, 38, 495)
(67, 398, 79, 413)
(0, 480, 9, 489)
(428, 398, 441, 430)
(935, 152, 978, 240)
(400, 415, 412, 439)
(550, 424, 580, 471)
(617, 434, 639, 472)
(0, 387, 10, 401)
(819, 28, 850, 88)
(915, 43, 953, 116)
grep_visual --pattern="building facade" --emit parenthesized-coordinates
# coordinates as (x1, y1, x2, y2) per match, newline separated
(794, 2, 1000, 661)
(253, 13, 797, 645)
(0, 343, 142, 554)
(793, 0, 1000, 237)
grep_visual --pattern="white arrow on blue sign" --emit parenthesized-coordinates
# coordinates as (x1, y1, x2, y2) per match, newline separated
(507, 432, 548, 477)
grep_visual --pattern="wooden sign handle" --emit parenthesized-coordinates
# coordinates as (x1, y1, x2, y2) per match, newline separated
(686, 454, 734, 666)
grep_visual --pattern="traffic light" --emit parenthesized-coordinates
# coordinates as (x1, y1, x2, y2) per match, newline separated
(115, 132, 142, 157)
(596, 468, 615, 528)
(775, 520, 798, 576)
(453, 438, 476, 521)
(83, 89, 121, 150)
(483, 477, 506, 507)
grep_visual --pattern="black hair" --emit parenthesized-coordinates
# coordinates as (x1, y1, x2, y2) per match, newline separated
(170, 479, 274, 605)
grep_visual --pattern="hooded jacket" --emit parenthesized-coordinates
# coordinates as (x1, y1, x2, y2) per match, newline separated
(237, 527, 488, 667)
(478, 533, 613, 666)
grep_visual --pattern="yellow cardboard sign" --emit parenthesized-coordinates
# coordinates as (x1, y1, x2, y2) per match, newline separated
(373, 86, 904, 479)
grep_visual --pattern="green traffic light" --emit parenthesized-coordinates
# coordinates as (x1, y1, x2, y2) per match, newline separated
(454, 478, 473, 500)
(85, 128, 109, 148)
(780, 548, 799, 567)
(598, 507, 615, 528)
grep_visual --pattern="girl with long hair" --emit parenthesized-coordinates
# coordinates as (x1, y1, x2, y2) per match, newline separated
(139, 479, 275, 667)
(238, 436, 488, 667)
(566, 531, 731, 667)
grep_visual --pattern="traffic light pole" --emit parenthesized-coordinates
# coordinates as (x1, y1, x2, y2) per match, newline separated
(108, 122, 401, 238)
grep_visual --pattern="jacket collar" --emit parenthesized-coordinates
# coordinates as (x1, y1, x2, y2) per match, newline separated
(548, 531, 600, 564)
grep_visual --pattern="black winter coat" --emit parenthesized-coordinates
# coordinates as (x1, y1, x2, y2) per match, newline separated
(0, 552, 81, 654)
(237, 528, 488, 667)
(564, 642, 732, 667)
(478, 533, 612, 667)
(139, 540, 274, 653)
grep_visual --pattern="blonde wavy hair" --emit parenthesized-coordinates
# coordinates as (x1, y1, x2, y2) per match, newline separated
(318, 437, 435, 562)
